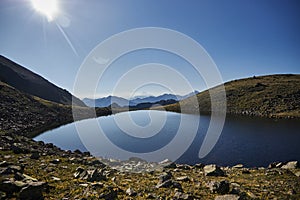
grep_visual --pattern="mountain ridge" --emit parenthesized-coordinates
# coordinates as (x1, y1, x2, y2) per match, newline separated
(0, 55, 85, 107)
(83, 91, 198, 108)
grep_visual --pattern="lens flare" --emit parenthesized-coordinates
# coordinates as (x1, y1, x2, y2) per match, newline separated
(31, 0, 59, 22)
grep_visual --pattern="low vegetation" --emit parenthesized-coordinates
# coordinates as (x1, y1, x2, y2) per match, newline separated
(162, 74, 300, 118)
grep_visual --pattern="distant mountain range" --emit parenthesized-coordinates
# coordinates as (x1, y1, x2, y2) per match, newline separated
(0, 55, 85, 107)
(82, 91, 199, 108)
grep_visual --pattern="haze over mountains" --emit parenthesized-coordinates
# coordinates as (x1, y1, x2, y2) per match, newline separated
(82, 91, 199, 108)
(0, 55, 85, 107)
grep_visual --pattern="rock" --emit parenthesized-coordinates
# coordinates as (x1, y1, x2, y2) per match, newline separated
(208, 180, 230, 194)
(158, 172, 172, 184)
(51, 177, 61, 181)
(91, 182, 104, 189)
(14, 172, 25, 181)
(159, 159, 176, 168)
(281, 161, 299, 169)
(0, 161, 10, 167)
(11, 145, 25, 154)
(30, 152, 40, 160)
(176, 164, 192, 170)
(215, 194, 240, 200)
(74, 167, 86, 179)
(293, 171, 300, 177)
(194, 163, 205, 169)
(0, 180, 21, 194)
(230, 183, 241, 195)
(19, 181, 47, 200)
(176, 176, 190, 182)
(241, 169, 250, 174)
(173, 191, 193, 200)
(74, 167, 106, 182)
(99, 188, 118, 199)
(74, 149, 82, 154)
(156, 179, 174, 188)
(88, 168, 106, 182)
(126, 187, 137, 196)
(204, 164, 225, 176)
(268, 162, 283, 169)
(50, 159, 60, 164)
(232, 164, 243, 169)
(0, 165, 23, 175)
(23, 174, 38, 182)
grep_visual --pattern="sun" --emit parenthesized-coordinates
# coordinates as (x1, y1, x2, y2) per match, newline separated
(31, 0, 59, 22)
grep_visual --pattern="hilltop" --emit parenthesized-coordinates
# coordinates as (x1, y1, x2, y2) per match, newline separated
(163, 74, 300, 118)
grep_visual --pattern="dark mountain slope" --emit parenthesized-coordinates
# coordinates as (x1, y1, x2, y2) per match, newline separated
(162, 74, 300, 118)
(0, 81, 111, 137)
(0, 55, 85, 106)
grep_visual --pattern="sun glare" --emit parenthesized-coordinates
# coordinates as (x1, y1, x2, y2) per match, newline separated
(31, 0, 59, 22)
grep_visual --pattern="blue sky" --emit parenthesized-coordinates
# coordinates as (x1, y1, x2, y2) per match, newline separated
(0, 0, 300, 98)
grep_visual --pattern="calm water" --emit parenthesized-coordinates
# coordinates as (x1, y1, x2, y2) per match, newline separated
(34, 110, 300, 167)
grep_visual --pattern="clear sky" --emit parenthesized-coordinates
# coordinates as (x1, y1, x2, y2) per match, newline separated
(1, 0, 300, 98)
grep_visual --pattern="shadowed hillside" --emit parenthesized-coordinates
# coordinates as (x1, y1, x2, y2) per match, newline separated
(0, 81, 111, 137)
(162, 74, 300, 118)
(0, 55, 85, 107)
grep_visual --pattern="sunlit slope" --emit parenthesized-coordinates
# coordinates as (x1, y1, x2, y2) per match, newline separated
(163, 74, 300, 118)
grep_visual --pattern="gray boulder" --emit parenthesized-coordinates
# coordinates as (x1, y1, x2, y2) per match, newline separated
(19, 181, 47, 200)
(281, 161, 299, 169)
(204, 164, 225, 176)
(208, 180, 230, 194)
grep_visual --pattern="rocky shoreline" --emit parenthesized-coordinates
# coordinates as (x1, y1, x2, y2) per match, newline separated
(1, 132, 300, 199)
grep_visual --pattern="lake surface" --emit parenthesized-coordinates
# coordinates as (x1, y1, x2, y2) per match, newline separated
(34, 110, 300, 167)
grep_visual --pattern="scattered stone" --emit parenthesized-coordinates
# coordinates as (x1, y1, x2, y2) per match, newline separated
(91, 182, 104, 189)
(268, 162, 283, 169)
(156, 179, 173, 188)
(176, 176, 190, 182)
(23, 174, 38, 182)
(159, 159, 176, 168)
(126, 187, 137, 196)
(233, 164, 243, 169)
(208, 180, 230, 194)
(30, 152, 40, 160)
(0, 180, 21, 194)
(194, 163, 205, 169)
(98, 188, 118, 199)
(281, 161, 299, 169)
(293, 171, 300, 177)
(173, 191, 193, 200)
(215, 194, 240, 200)
(51, 177, 61, 181)
(176, 164, 191, 170)
(204, 164, 225, 176)
(19, 181, 47, 200)
(74, 167, 106, 182)
(14, 172, 25, 181)
(158, 172, 172, 183)
(50, 159, 60, 164)
(0, 161, 10, 167)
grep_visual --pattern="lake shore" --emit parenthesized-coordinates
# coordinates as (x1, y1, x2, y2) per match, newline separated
(1, 131, 299, 199)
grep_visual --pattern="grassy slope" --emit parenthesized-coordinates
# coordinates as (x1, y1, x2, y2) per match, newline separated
(0, 81, 111, 137)
(163, 74, 300, 118)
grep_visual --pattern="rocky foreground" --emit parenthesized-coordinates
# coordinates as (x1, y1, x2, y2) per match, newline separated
(1, 132, 300, 200)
